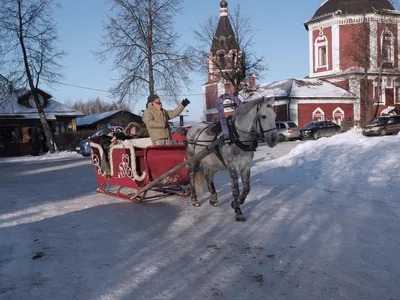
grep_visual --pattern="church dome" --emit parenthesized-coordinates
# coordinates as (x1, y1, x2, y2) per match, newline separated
(306, 0, 395, 27)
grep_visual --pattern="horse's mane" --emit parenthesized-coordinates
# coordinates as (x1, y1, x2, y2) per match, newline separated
(232, 96, 275, 118)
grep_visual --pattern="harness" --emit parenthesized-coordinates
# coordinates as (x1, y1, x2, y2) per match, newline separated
(186, 103, 276, 167)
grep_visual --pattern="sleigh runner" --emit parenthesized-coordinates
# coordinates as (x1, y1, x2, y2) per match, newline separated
(89, 136, 194, 202)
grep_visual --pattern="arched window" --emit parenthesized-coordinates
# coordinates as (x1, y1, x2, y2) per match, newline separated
(332, 107, 345, 125)
(314, 30, 329, 71)
(219, 54, 226, 70)
(312, 107, 325, 121)
(381, 30, 394, 63)
(219, 36, 226, 48)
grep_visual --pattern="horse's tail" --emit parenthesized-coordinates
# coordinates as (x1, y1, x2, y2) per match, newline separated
(193, 163, 205, 200)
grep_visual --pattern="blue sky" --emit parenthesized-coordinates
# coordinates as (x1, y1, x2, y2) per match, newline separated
(43, 0, 325, 121)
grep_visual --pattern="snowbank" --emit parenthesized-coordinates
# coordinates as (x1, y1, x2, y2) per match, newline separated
(255, 128, 400, 196)
(0, 151, 82, 164)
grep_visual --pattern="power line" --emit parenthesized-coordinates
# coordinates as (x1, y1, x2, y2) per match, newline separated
(54, 81, 110, 92)
(53, 80, 204, 97)
(54, 80, 356, 99)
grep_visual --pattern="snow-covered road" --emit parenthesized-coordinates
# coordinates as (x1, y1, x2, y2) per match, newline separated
(0, 135, 399, 300)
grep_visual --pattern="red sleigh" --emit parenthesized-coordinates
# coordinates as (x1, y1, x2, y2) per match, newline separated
(88, 136, 190, 202)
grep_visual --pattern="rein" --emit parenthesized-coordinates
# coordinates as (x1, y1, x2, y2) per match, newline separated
(186, 103, 276, 152)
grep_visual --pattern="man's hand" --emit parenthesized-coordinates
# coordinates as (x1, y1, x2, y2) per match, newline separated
(181, 98, 190, 107)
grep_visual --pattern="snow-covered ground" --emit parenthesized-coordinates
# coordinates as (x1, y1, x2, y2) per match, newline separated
(0, 130, 399, 300)
(0, 150, 82, 164)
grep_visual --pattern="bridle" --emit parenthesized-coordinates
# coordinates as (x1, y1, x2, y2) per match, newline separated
(187, 102, 277, 152)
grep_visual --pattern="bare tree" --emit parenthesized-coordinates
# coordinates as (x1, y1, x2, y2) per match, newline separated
(191, 4, 267, 96)
(0, 0, 65, 153)
(342, 10, 398, 122)
(95, 0, 195, 104)
(72, 97, 131, 115)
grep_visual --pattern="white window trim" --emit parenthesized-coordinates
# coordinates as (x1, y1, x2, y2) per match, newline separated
(314, 33, 329, 71)
(332, 107, 345, 121)
(372, 81, 386, 105)
(394, 82, 400, 104)
(381, 30, 395, 64)
(312, 107, 325, 121)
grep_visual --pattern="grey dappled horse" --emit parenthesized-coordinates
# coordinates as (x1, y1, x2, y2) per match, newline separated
(186, 95, 279, 221)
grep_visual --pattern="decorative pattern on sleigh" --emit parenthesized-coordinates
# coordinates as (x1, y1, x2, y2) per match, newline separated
(88, 136, 190, 202)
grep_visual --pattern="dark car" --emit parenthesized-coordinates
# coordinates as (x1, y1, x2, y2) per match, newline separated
(76, 125, 124, 157)
(300, 120, 341, 140)
(362, 115, 400, 136)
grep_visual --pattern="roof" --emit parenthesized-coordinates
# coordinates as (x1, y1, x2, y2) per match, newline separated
(305, 0, 395, 29)
(210, 1, 239, 55)
(239, 78, 357, 100)
(0, 94, 85, 120)
(75, 110, 138, 127)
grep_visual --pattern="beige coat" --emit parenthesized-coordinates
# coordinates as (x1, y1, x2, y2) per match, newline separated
(142, 103, 185, 141)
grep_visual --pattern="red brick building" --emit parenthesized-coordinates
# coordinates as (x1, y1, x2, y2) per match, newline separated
(304, 0, 400, 123)
(203, 0, 400, 127)
(243, 78, 356, 128)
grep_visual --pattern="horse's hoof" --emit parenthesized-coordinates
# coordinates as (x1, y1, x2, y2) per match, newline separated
(235, 214, 246, 222)
(192, 201, 201, 207)
(210, 201, 218, 207)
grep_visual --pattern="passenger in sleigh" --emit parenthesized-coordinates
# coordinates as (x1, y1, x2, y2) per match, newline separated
(96, 123, 149, 174)
(110, 122, 149, 144)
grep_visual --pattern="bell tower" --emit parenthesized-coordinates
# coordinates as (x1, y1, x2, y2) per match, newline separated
(203, 0, 243, 122)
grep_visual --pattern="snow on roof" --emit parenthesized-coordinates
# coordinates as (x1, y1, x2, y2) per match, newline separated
(0, 97, 85, 119)
(75, 110, 123, 126)
(241, 78, 356, 101)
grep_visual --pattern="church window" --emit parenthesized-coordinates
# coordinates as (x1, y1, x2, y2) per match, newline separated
(219, 54, 226, 70)
(381, 30, 394, 63)
(314, 34, 328, 70)
(395, 86, 400, 104)
(319, 47, 327, 66)
(219, 37, 226, 48)
(373, 84, 384, 104)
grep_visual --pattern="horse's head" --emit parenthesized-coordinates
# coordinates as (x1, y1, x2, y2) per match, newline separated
(233, 96, 278, 147)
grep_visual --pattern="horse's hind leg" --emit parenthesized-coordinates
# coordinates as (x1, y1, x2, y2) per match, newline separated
(205, 169, 218, 207)
(228, 166, 246, 222)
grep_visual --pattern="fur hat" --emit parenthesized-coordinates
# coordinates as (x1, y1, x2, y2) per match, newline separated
(124, 122, 141, 136)
(147, 94, 159, 103)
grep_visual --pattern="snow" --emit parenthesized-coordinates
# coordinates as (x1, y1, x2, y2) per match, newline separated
(1, 129, 400, 299)
(0, 151, 82, 164)
(0, 97, 84, 118)
(253, 78, 356, 99)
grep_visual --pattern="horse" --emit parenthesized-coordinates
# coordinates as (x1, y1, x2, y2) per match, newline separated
(185, 94, 279, 222)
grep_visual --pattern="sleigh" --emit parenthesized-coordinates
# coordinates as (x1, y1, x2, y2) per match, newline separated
(88, 136, 191, 202)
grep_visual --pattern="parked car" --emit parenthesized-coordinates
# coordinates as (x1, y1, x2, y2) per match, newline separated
(362, 115, 400, 136)
(275, 121, 301, 142)
(300, 120, 341, 140)
(171, 125, 191, 144)
(76, 125, 124, 157)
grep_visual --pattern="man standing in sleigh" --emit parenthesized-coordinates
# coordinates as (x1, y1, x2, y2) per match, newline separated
(142, 94, 190, 145)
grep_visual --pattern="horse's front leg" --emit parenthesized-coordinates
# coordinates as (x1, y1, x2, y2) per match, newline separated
(205, 169, 218, 207)
(189, 162, 200, 207)
(238, 167, 251, 205)
(228, 165, 246, 222)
